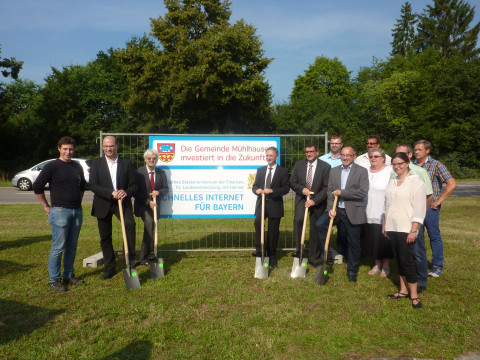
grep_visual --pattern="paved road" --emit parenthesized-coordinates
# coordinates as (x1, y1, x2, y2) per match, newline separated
(1, 182, 479, 204)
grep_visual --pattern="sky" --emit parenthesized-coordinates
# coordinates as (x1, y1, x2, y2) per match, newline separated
(1, 0, 479, 103)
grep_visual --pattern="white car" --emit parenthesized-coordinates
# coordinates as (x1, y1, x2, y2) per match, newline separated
(11, 158, 91, 191)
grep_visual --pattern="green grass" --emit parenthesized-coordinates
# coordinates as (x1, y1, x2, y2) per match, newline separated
(1, 198, 479, 359)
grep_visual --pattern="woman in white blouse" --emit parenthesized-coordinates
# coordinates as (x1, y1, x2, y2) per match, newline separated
(366, 148, 394, 277)
(382, 152, 426, 309)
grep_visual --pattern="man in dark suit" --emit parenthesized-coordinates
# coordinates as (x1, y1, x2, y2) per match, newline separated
(134, 149, 169, 264)
(290, 143, 331, 265)
(89, 136, 138, 280)
(316, 145, 369, 283)
(252, 146, 290, 268)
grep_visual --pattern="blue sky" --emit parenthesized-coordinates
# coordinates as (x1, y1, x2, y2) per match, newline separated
(1, 0, 479, 103)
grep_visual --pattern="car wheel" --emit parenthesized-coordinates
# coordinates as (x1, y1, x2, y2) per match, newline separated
(18, 178, 32, 191)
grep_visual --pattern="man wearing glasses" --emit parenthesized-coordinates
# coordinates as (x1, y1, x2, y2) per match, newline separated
(319, 135, 343, 168)
(290, 144, 331, 265)
(316, 146, 369, 283)
(355, 135, 391, 169)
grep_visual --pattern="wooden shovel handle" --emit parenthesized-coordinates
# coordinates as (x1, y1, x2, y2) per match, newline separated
(324, 195, 339, 253)
(118, 199, 130, 265)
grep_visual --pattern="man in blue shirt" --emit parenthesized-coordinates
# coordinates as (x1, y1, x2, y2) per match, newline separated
(319, 135, 343, 168)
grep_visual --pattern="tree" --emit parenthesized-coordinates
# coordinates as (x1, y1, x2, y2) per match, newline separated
(415, 0, 480, 59)
(0, 45, 23, 82)
(273, 56, 355, 136)
(116, 0, 273, 134)
(391, 2, 417, 56)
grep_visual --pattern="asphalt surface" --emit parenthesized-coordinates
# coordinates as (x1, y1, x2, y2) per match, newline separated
(1, 182, 479, 204)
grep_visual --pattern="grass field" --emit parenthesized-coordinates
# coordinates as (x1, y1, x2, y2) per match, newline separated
(1, 198, 479, 359)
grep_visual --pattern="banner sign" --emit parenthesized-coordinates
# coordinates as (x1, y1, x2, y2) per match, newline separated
(149, 136, 280, 218)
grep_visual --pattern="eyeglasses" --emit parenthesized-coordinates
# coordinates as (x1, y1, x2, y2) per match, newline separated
(392, 162, 406, 167)
(330, 142, 342, 145)
(366, 142, 378, 145)
(341, 154, 354, 158)
(369, 155, 382, 159)
(305, 150, 316, 154)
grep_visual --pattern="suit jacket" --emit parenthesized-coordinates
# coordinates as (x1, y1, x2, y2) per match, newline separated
(252, 165, 290, 218)
(290, 158, 331, 217)
(327, 163, 368, 225)
(134, 166, 169, 218)
(89, 156, 137, 219)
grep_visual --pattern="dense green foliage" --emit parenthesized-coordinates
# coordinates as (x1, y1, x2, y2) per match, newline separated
(0, 0, 479, 178)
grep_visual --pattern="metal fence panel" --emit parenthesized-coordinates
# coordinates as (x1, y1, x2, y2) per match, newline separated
(100, 132, 328, 252)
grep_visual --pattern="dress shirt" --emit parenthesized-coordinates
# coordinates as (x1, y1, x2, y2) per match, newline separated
(107, 156, 118, 190)
(265, 164, 277, 188)
(319, 152, 342, 168)
(339, 164, 352, 209)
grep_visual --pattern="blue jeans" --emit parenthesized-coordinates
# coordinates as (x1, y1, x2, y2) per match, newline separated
(424, 206, 443, 270)
(48, 207, 83, 282)
(414, 224, 428, 287)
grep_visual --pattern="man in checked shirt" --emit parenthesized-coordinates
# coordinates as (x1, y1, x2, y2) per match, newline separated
(414, 140, 457, 278)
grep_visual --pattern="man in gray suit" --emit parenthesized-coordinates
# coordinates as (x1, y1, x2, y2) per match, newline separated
(316, 146, 369, 282)
(134, 149, 169, 264)
(290, 143, 330, 265)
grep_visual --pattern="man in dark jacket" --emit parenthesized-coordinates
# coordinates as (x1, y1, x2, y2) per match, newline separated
(252, 146, 290, 268)
(89, 136, 137, 280)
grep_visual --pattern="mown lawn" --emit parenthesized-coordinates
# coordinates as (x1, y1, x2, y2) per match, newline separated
(0, 198, 479, 359)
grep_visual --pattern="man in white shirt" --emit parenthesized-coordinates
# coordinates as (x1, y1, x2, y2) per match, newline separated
(355, 135, 391, 169)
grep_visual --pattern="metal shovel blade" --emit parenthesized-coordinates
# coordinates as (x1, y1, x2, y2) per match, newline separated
(254, 256, 269, 279)
(149, 258, 165, 279)
(291, 257, 308, 278)
(122, 267, 141, 290)
(313, 263, 328, 285)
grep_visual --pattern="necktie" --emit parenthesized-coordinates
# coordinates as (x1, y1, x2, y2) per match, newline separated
(150, 171, 155, 192)
(306, 164, 313, 190)
(265, 167, 272, 189)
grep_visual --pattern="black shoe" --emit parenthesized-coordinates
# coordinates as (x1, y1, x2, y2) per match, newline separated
(100, 268, 116, 280)
(348, 274, 357, 283)
(270, 256, 278, 269)
(63, 276, 84, 286)
(326, 258, 335, 267)
(411, 297, 423, 309)
(417, 285, 427, 294)
(252, 251, 262, 257)
(387, 292, 409, 299)
(291, 251, 300, 258)
(148, 253, 158, 262)
(50, 279, 67, 292)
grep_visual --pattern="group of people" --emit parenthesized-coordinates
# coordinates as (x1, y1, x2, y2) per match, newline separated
(34, 134, 457, 308)
(253, 135, 457, 309)
(34, 136, 168, 292)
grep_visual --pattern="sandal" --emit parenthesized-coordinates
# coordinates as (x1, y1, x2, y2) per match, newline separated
(411, 297, 423, 309)
(387, 292, 408, 299)
(368, 265, 380, 275)
(380, 267, 390, 277)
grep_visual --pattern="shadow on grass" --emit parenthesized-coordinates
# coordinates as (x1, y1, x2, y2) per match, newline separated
(100, 340, 153, 360)
(0, 298, 64, 345)
(0, 260, 30, 277)
(0, 235, 50, 251)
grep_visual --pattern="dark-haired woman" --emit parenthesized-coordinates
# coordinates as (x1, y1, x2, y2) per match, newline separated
(383, 152, 426, 309)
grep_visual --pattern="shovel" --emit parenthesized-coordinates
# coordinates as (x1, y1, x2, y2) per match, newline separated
(150, 194, 164, 279)
(313, 195, 338, 285)
(255, 193, 269, 279)
(118, 199, 141, 290)
(291, 192, 314, 278)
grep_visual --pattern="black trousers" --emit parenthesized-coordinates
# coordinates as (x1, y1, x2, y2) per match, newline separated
(254, 214, 281, 257)
(97, 203, 136, 270)
(293, 208, 321, 263)
(388, 231, 417, 283)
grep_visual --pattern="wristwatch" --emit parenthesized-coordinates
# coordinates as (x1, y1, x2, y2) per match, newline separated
(410, 229, 418, 233)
